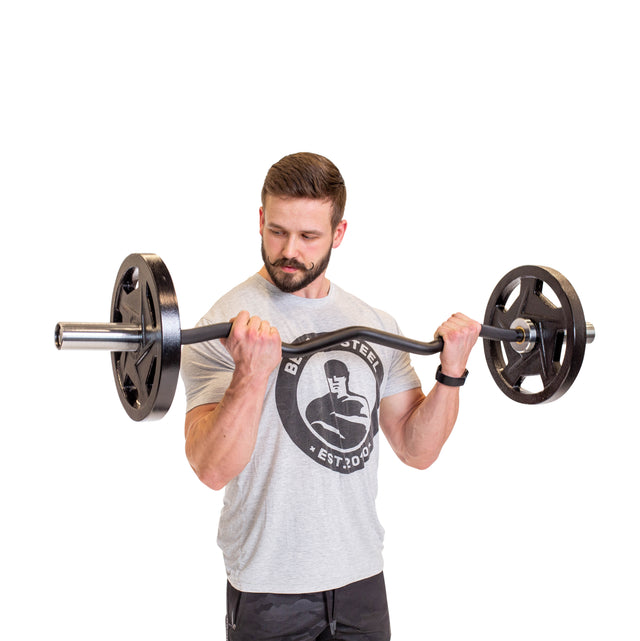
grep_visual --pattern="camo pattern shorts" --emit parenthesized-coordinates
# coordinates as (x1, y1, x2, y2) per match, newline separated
(226, 572, 391, 641)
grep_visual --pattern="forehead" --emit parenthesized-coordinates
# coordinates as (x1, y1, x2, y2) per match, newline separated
(263, 195, 333, 231)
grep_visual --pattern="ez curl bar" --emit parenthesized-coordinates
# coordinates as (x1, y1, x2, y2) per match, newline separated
(55, 254, 595, 421)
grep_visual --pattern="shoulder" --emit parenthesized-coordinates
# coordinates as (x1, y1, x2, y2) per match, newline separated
(197, 274, 271, 325)
(331, 283, 400, 332)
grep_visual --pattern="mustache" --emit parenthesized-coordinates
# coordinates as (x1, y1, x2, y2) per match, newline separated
(267, 257, 315, 271)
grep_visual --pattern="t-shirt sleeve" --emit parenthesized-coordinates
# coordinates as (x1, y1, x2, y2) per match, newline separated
(180, 317, 236, 412)
(380, 320, 422, 398)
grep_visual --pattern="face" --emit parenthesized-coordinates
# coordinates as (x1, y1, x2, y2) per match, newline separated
(327, 375, 348, 396)
(260, 196, 347, 295)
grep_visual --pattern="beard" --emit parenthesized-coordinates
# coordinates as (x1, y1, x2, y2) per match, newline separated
(261, 240, 332, 293)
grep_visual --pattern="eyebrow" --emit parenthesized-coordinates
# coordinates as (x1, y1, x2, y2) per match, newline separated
(266, 222, 323, 236)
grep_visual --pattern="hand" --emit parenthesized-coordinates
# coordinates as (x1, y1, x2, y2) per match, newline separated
(434, 313, 482, 378)
(221, 310, 282, 380)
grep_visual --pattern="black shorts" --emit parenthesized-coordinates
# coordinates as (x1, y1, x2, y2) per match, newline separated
(226, 572, 391, 641)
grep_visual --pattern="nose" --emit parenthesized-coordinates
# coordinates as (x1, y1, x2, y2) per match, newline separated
(282, 235, 300, 259)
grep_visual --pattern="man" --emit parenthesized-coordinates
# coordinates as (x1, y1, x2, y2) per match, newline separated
(181, 152, 480, 640)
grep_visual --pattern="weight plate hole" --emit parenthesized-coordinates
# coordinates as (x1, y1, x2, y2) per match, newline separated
(540, 284, 561, 310)
(145, 357, 157, 394)
(519, 374, 545, 394)
(504, 284, 520, 312)
(554, 331, 566, 363)
(122, 267, 140, 294)
(122, 373, 139, 408)
(145, 283, 157, 328)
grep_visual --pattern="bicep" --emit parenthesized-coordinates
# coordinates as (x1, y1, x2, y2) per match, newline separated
(379, 387, 425, 458)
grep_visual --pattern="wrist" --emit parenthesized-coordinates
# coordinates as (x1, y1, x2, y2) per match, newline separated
(227, 367, 272, 400)
(435, 364, 469, 387)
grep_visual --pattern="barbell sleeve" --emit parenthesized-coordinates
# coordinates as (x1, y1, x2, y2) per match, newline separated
(55, 323, 142, 351)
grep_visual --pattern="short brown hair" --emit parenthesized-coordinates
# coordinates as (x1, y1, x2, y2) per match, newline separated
(261, 152, 347, 229)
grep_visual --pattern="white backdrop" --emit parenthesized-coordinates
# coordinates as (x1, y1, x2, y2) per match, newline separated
(2, 2, 638, 639)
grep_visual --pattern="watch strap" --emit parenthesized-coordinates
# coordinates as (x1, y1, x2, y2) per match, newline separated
(435, 364, 469, 387)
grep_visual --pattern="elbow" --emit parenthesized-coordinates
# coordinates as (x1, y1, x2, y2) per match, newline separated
(206, 477, 228, 492)
(190, 461, 229, 491)
(185, 443, 229, 491)
(401, 449, 441, 471)
(185, 442, 248, 491)
(407, 456, 437, 471)
(196, 466, 228, 491)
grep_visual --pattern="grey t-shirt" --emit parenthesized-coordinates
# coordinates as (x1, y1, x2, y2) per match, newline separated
(181, 274, 421, 593)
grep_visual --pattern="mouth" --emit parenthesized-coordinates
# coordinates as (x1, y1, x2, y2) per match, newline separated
(273, 259, 309, 274)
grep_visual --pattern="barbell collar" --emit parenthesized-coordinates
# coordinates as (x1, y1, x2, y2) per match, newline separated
(509, 318, 538, 354)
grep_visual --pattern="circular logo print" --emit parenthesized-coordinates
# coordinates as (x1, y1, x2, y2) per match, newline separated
(275, 333, 385, 474)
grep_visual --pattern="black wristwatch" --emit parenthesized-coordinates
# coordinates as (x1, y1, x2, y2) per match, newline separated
(435, 364, 469, 387)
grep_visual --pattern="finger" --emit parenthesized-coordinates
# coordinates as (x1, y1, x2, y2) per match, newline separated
(231, 310, 250, 327)
(451, 312, 473, 323)
(225, 311, 251, 344)
(444, 313, 472, 330)
(268, 324, 281, 346)
(239, 315, 264, 340)
(435, 315, 481, 340)
(259, 319, 273, 336)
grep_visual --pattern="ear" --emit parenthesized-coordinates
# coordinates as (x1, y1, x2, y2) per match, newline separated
(332, 220, 348, 249)
(259, 207, 265, 235)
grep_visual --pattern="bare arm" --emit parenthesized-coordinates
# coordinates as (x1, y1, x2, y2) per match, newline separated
(184, 311, 282, 490)
(380, 313, 481, 470)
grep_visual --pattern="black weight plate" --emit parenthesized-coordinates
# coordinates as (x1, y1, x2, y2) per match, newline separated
(483, 265, 587, 404)
(110, 254, 181, 421)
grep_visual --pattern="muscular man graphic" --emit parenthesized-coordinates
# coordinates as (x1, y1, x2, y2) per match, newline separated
(305, 360, 371, 450)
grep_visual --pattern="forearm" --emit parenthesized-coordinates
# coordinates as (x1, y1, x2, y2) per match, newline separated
(400, 382, 461, 470)
(185, 372, 270, 490)
(397, 311, 480, 469)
